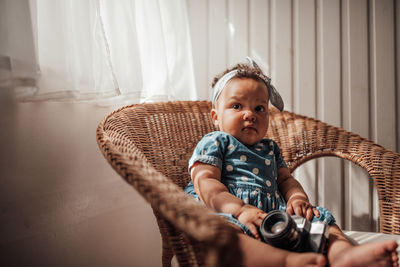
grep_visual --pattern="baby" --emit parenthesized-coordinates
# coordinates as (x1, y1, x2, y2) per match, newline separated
(185, 57, 399, 267)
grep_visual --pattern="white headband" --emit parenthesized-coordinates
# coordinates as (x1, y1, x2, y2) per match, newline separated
(211, 57, 284, 111)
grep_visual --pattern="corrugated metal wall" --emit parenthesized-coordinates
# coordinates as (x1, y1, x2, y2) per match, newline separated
(187, 0, 399, 231)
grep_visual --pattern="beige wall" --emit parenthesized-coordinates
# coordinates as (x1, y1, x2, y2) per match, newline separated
(0, 100, 161, 266)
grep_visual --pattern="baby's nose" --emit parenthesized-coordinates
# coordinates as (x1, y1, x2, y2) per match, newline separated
(243, 110, 256, 121)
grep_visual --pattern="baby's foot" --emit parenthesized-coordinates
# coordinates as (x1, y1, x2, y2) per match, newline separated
(286, 252, 326, 267)
(331, 240, 399, 267)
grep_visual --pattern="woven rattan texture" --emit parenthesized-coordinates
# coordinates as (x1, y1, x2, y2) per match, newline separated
(97, 101, 400, 267)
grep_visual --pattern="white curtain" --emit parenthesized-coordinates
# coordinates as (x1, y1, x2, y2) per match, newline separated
(0, 0, 198, 103)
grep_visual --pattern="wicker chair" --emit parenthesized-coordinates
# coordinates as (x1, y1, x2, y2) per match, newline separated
(96, 100, 400, 267)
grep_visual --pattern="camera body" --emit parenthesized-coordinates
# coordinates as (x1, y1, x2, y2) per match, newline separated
(259, 210, 330, 254)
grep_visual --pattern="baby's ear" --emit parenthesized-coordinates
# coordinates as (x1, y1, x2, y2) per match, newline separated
(210, 108, 219, 126)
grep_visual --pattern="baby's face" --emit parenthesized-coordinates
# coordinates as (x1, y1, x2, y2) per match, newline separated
(211, 77, 270, 146)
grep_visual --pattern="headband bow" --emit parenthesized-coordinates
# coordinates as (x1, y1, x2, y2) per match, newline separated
(212, 57, 284, 111)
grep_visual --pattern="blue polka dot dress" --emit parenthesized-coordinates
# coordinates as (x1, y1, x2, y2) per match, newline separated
(184, 131, 335, 237)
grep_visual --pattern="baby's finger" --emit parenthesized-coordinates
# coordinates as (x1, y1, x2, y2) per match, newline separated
(313, 207, 320, 218)
(255, 212, 268, 226)
(302, 205, 308, 216)
(294, 205, 303, 217)
(254, 217, 264, 227)
(286, 205, 294, 215)
(306, 207, 314, 221)
(247, 223, 260, 240)
(259, 212, 268, 220)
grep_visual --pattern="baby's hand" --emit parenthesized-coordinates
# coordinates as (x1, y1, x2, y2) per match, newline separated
(286, 196, 320, 221)
(235, 204, 267, 240)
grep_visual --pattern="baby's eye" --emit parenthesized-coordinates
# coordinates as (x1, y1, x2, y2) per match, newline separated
(255, 105, 265, 112)
(232, 104, 242, 110)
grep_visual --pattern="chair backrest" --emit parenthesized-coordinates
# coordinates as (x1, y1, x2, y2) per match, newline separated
(101, 101, 300, 185)
(105, 101, 215, 187)
(103, 101, 300, 181)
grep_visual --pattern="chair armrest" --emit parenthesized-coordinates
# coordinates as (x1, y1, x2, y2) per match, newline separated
(96, 123, 241, 266)
(333, 136, 400, 234)
(273, 111, 400, 234)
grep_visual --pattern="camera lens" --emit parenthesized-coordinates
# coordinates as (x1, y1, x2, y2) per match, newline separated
(271, 220, 286, 234)
(260, 210, 302, 251)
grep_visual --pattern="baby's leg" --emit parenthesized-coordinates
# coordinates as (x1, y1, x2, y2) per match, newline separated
(328, 224, 399, 267)
(237, 233, 326, 267)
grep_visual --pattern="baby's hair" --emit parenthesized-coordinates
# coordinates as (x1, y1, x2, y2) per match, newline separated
(211, 63, 264, 88)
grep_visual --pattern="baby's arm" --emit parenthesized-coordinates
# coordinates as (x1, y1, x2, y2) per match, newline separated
(191, 162, 266, 239)
(277, 167, 320, 221)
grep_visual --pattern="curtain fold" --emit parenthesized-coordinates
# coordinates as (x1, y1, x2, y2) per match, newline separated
(0, 0, 197, 103)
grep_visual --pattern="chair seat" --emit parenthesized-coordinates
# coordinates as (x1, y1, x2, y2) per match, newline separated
(345, 230, 400, 246)
(344, 231, 400, 264)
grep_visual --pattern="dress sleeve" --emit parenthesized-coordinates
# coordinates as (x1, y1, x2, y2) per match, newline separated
(188, 132, 226, 172)
(272, 140, 288, 169)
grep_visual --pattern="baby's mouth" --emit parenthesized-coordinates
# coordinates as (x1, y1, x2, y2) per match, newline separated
(242, 126, 257, 132)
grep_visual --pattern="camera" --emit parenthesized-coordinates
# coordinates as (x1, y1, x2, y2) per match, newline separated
(259, 210, 330, 254)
